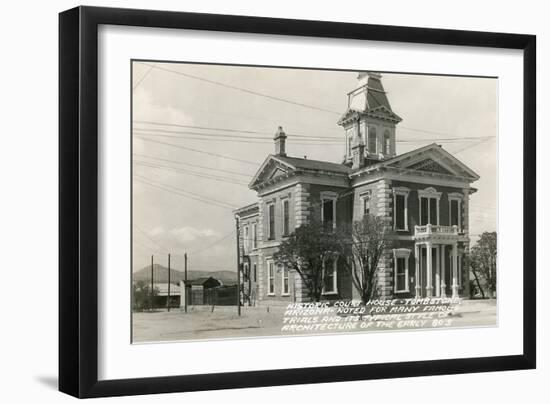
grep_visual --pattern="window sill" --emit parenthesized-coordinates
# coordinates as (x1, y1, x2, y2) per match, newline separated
(395, 228, 409, 232)
(394, 289, 410, 294)
(322, 291, 338, 296)
(267, 293, 275, 297)
(281, 293, 290, 297)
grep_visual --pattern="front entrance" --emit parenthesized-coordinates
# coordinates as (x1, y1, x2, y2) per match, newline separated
(415, 243, 459, 298)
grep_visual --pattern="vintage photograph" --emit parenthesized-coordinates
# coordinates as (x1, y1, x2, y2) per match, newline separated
(131, 61, 498, 343)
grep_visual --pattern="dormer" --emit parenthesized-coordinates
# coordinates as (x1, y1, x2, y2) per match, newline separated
(339, 72, 402, 166)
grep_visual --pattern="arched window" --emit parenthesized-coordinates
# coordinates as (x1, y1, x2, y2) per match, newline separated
(368, 127, 377, 153)
(346, 128, 354, 157)
(384, 130, 391, 154)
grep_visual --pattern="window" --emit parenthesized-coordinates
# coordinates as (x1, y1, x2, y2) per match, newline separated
(393, 249, 411, 293)
(395, 258, 407, 291)
(429, 198, 437, 224)
(420, 197, 429, 225)
(243, 263, 249, 280)
(243, 226, 249, 253)
(448, 193, 463, 230)
(267, 261, 275, 295)
(368, 126, 377, 153)
(418, 187, 442, 226)
(360, 190, 371, 217)
(362, 194, 370, 216)
(322, 199, 335, 231)
(282, 199, 290, 236)
(384, 130, 391, 154)
(393, 187, 409, 231)
(450, 200, 459, 226)
(346, 128, 354, 157)
(253, 263, 257, 282)
(281, 265, 289, 295)
(395, 195, 406, 229)
(267, 203, 275, 240)
(321, 191, 337, 232)
(252, 223, 257, 249)
(322, 256, 338, 294)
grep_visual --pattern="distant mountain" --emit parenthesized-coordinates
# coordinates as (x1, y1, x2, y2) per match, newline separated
(133, 264, 237, 286)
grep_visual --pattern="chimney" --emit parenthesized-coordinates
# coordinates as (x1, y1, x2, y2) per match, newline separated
(351, 139, 365, 170)
(274, 126, 287, 156)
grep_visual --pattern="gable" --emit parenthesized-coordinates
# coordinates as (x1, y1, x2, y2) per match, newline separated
(267, 167, 288, 181)
(407, 158, 453, 175)
(248, 155, 295, 189)
(382, 144, 480, 181)
(255, 162, 290, 184)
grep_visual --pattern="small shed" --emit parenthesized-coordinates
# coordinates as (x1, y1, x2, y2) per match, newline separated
(180, 277, 222, 306)
(152, 282, 180, 308)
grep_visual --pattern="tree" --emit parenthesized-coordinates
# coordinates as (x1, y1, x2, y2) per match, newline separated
(334, 214, 393, 304)
(273, 219, 337, 302)
(469, 231, 497, 298)
(132, 280, 159, 311)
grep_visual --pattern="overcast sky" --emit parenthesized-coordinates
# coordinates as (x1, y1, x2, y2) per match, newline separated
(132, 61, 497, 273)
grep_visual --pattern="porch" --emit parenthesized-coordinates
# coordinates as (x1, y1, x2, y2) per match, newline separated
(413, 225, 464, 298)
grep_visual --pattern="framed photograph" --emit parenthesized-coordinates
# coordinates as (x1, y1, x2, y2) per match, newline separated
(59, 6, 536, 398)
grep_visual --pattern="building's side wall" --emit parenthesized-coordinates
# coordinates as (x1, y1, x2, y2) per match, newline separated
(256, 181, 356, 304)
(307, 183, 353, 229)
(259, 187, 296, 243)
(257, 184, 298, 304)
(236, 211, 260, 304)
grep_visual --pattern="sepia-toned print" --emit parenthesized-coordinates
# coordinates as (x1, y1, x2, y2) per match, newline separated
(131, 61, 497, 343)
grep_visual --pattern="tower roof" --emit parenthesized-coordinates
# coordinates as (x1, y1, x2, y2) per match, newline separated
(348, 71, 394, 113)
(338, 72, 402, 126)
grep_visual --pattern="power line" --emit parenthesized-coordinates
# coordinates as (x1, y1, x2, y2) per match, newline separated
(139, 62, 341, 116)
(187, 230, 236, 256)
(133, 237, 168, 255)
(134, 128, 494, 147)
(134, 120, 495, 143)
(133, 153, 253, 177)
(134, 160, 249, 186)
(133, 127, 337, 141)
(134, 130, 279, 144)
(136, 62, 491, 140)
(134, 224, 169, 253)
(134, 174, 239, 210)
(134, 136, 260, 166)
(135, 120, 286, 136)
(451, 136, 494, 155)
(133, 63, 155, 90)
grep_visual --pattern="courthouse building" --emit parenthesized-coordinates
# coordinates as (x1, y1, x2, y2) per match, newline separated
(234, 72, 479, 304)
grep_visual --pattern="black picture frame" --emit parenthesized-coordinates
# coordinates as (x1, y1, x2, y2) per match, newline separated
(59, 5, 536, 398)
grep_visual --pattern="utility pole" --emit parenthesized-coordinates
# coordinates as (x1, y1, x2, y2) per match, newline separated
(184, 252, 188, 313)
(167, 253, 171, 312)
(235, 216, 241, 316)
(150, 255, 154, 311)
